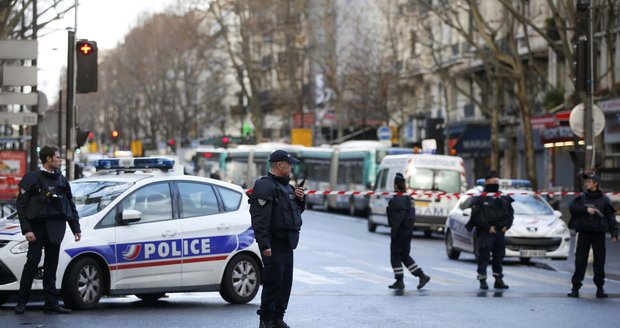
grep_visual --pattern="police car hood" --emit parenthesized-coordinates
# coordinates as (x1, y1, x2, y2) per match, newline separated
(0, 215, 26, 241)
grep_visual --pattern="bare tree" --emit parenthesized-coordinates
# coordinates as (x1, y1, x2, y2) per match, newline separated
(0, 0, 74, 39)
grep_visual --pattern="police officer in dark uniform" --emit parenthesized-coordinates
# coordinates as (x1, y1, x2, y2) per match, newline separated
(14, 146, 81, 314)
(465, 171, 514, 290)
(249, 150, 304, 328)
(387, 173, 431, 290)
(567, 173, 618, 298)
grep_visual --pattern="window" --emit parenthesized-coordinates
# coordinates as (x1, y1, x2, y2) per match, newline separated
(217, 186, 242, 212)
(376, 168, 389, 191)
(121, 183, 173, 224)
(408, 169, 461, 193)
(178, 182, 219, 218)
(72, 181, 133, 217)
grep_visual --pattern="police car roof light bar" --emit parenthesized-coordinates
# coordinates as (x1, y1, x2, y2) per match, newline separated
(94, 157, 175, 171)
(474, 178, 532, 190)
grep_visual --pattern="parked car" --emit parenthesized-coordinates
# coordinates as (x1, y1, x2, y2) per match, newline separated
(0, 157, 261, 309)
(444, 185, 571, 263)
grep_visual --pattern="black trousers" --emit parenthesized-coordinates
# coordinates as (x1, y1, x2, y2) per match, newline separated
(476, 230, 506, 279)
(257, 241, 294, 321)
(571, 231, 606, 288)
(390, 228, 420, 278)
(18, 220, 62, 306)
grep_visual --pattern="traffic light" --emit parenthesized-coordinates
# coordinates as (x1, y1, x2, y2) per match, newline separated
(76, 39, 98, 93)
(167, 138, 176, 152)
(573, 39, 587, 92)
(76, 128, 91, 148)
(111, 130, 119, 142)
(222, 136, 230, 148)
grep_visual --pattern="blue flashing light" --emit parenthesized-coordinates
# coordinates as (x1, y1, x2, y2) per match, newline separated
(94, 157, 175, 171)
(475, 178, 532, 190)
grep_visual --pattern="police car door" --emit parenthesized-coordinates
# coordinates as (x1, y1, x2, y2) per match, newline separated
(176, 182, 246, 287)
(113, 182, 181, 290)
(369, 167, 390, 226)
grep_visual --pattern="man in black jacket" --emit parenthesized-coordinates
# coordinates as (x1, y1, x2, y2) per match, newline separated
(465, 171, 514, 290)
(249, 150, 304, 328)
(387, 173, 430, 290)
(567, 173, 618, 298)
(15, 146, 81, 314)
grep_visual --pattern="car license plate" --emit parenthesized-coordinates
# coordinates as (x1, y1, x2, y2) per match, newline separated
(520, 250, 546, 257)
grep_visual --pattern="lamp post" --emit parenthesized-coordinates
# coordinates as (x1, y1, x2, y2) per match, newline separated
(576, 0, 595, 172)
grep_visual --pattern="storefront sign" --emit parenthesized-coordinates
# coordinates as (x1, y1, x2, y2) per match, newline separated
(0, 151, 26, 200)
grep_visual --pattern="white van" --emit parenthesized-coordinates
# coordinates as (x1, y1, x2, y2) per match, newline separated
(367, 154, 467, 237)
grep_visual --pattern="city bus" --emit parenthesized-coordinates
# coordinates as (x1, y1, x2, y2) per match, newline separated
(193, 147, 228, 178)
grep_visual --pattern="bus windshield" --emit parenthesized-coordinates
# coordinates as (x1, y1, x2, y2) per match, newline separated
(408, 169, 461, 193)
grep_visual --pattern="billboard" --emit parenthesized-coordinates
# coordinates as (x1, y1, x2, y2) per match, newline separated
(0, 151, 26, 200)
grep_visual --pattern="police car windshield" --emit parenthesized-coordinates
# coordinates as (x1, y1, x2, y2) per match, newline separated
(511, 195, 553, 216)
(71, 181, 134, 217)
(408, 169, 460, 193)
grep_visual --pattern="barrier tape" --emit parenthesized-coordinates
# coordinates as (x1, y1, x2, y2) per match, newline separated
(245, 189, 620, 199)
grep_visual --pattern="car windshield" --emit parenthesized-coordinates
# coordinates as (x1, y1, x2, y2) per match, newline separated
(511, 194, 553, 216)
(408, 168, 461, 193)
(71, 181, 134, 217)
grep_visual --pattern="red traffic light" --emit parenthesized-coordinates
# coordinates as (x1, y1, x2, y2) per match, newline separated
(77, 41, 94, 55)
(222, 137, 230, 144)
(88, 132, 95, 140)
(112, 130, 119, 138)
(168, 138, 175, 146)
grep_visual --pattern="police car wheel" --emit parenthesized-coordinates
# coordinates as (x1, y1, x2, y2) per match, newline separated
(0, 292, 9, 306)
(62, 257, 103, 310)
(219, 254, 260, 304)
(445, 231, 461, 260)
(135, 293, 166, 302)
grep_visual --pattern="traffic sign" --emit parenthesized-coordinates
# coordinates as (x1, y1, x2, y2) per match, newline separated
(0, 112, 38, 125)
(0, 40, 38, 59)
(377, 125, 392, 140)
(569, 103, 605, 138)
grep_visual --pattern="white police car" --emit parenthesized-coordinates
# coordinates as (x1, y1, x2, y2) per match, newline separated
(444, 185, 571, 263)
(0, 158, 262, 309)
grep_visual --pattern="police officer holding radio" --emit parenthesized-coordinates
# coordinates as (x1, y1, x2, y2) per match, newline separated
(250, 150, 304, 328)
(567, 173, 618, 298)
(14, 146, 81, 314)
(465, 171, 514, 290)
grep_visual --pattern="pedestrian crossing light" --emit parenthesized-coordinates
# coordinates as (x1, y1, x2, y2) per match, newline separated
(76, 39, 98, 93)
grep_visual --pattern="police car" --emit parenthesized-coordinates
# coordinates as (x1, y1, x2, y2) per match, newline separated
(444, 183, 571, 263)
(0, 158, 262, 309)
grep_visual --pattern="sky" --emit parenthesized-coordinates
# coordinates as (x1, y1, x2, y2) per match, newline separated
(37, 0, 177, 105)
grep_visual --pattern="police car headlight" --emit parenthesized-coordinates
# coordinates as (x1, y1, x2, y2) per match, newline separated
(11, 240, 29, 254)
(552, 225, 569, 236)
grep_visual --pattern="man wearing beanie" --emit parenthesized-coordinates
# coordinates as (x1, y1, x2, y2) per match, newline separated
(465, 170, 514, 290)
(567, 172, 618, 298)
(387, 172, 431, 290)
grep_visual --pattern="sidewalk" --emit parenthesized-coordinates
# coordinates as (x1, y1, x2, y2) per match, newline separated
(540, 232, 620, 281)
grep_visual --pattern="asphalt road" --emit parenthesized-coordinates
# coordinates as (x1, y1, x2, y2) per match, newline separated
(1, 209, 618, 328)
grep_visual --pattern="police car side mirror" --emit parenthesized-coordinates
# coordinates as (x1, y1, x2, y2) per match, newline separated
(462, 208, 472, 217)
(554, 210, 562, 218)
(121, 209, 142, 224)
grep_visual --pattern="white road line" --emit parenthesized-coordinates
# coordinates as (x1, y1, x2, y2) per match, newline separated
(294, 268, 344, 285)
(324, 266, 394, 284)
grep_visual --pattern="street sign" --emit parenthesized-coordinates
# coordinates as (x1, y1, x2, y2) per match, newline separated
(569, 103, 605, 138)
(0, 40, 38, 59)
(1, 66, 37, 86)
(377, 125, 392, 140)
(0, 112, 38, 125)
(0, 92, 38, 105)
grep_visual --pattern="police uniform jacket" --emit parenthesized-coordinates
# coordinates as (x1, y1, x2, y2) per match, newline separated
(568, 189, 618, 237)
(465, 193, 514, 233)
(249, 172, 304, 251)
(16, 169, 81, 244)
(387, 195, 415, 238)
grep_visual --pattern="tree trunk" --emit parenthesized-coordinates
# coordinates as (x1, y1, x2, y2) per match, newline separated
(516, 78, 538, 191)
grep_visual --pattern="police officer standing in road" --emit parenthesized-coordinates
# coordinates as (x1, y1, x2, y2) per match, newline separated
(465, 171, 514, 290)
(567, 173, 618, 298)
(250, 150, 304, 328)
(387, 173, 431, 290)
(14, 146, 81, 314)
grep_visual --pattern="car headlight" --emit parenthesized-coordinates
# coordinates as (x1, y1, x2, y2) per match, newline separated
(552, 225, 569, 236)
(11, 240, 29, 254)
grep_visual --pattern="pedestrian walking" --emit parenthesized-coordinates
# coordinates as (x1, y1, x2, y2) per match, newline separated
(387, 173, 431, 290)
(249, 150, 304, 328)
(567, 173, 618, 298)
(465, 170, 514, 290)
(14, 146, 81, 314)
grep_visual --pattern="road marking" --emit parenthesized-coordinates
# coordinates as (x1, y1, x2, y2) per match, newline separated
(432, 267, 532, 287)
(312, 250, 345, 258)
(324, 266, 394, 284)
(294, 268, 344, 285)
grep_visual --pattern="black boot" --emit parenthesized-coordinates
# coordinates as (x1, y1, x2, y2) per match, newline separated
(388, 278, 405, 289)
(259, 319, 276, 328)
(274, 318, 291, 328)
(567, 287, 579, 298)
(416, 272, 431, 290)
(596, 287, 608, 298)
(494, 277, 509, 289)
(14, 303, 25, 315)
(479, 279, 488, 290)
